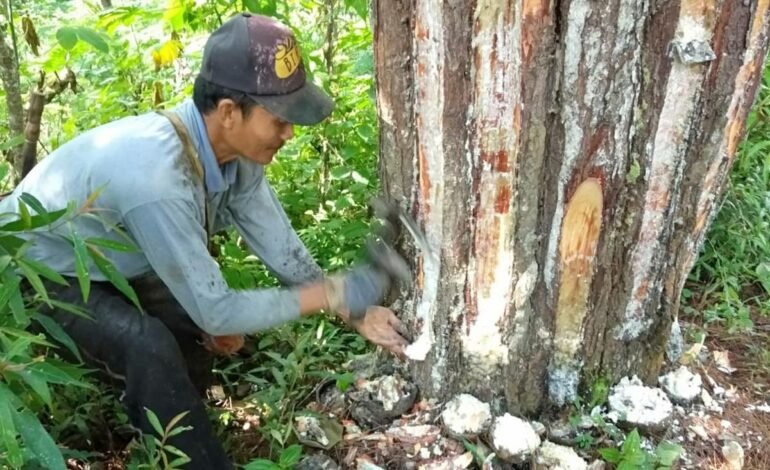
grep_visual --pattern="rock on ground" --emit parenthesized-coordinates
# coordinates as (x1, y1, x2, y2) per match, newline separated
(722, 440, 744, 470)
(608, 376, 673, 431)
(440, 394, 492, 438)
(659, 366, 702, 404)
(490, 413, 541, 463)
(533, 441, 588, 470)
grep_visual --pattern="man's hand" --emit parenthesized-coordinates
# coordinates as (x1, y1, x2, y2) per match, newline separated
(202, 334, 245, 356)
(324, 265, 392, 319)
(349, 306, 410, 357)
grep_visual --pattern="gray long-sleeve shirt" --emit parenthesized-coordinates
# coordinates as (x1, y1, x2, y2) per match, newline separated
(0, 99, 323, 335)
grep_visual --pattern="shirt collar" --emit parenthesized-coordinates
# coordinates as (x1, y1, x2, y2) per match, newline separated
(173, 99, 237, 193)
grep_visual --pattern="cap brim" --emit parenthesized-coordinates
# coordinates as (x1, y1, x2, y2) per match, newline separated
(249, 82, 334, 126)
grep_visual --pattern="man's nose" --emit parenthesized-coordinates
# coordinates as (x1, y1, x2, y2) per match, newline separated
(282, 123, 294, 141)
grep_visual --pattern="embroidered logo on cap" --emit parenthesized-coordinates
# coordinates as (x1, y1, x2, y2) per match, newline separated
(275, 37, 301, 79)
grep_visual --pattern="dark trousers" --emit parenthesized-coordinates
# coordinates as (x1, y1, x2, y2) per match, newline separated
(41, 275, 232, 469)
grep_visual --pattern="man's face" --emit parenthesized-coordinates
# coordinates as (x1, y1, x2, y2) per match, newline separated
(227, 104, 294, 165)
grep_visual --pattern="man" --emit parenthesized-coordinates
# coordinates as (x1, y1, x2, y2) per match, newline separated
(0, 13, 409, 468)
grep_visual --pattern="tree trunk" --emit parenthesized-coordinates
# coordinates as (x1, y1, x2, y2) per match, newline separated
(374, 0, 770, 415)
(0, 11, 25, 180)
(101, 0, 113, 9)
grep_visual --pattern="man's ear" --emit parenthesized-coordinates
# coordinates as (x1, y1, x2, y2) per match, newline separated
(216, 99, 240, 129)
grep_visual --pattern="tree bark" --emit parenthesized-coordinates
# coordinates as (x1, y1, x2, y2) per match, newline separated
(374, 0, 770, 414)
(0, 12, 25, 180)
(20, 90, 44, 178)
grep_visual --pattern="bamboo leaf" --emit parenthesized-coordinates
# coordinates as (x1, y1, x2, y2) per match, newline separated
(48, 299, 92, 319)
(85, 237, 137, 252)
(18, 200, 32, 230)
(86, 245, 141, 311)
(17, 258, 50, 304)
(12, 408, 66, 470)
(13, 369, 53, 406)
(28, 362, 89, 387)
(69, 224, 91, 302)
(0, 272, 21, 312)
(164, 410, 190, 435)
(0, 395, 22, 468)
(19, 193, 48, 221)
(0, 208, 68, 231)
(145, 408, 164, 436)
(18, 256, 68, 286)
(33, 314, 83, 362)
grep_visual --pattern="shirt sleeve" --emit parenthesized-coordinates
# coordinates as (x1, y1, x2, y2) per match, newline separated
(227, 176, 324, 286)
(122, 198, 301, 336)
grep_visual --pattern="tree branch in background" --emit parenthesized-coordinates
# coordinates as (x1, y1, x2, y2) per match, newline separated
(0, 8, 25, 181)
(21, 70, 77, 178)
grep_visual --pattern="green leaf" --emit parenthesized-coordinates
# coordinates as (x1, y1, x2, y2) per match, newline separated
(166, 425, 193, 438)
(18, 256, 68, 286)
(18, 258, 50, 303)
(69, 225, 91, 302)
(85, 237, 137, 252)
(622, 429, 642, 454)
(164, 0, 188, 31)
(598, 447, 622, 463)
(33, 313, 83, 362)
(74, 27, 109, 52)
(18, 199, 32, 229)
(279, 444, 302, 467)
(13, 408, 66, 470)
(655, 441, 682, 467)
(244, 459, 281, 470)
(14, 368, 53, 406)
(270, 366, 286, 388)
(344, 0, 368, 20)
(164, 410, 190, 435)
(0, 135, 24, 152)
(168, 455, 192, 468)
(145, 407, 164, 436)
(162, 444, 189, 459)
(0, 397, 22, 468)
(48, 299, 92, 319)
(18, 193, 48, 219)
(87, 245, 141, 311)
(28, 362, 86, 386)
(0, 272, 21, 312)
(1, 208, 68, 231)
(56, 27, 79, 50)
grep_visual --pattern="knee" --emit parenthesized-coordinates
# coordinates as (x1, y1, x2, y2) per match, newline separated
(129, 317, 185, 366)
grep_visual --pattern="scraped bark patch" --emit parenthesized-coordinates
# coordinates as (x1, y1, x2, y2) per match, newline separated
(549, 178, 603, 405)
(555, 178, 603, 346)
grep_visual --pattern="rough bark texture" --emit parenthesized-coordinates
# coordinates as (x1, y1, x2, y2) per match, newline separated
(374, 0, 770, 414)
(21, 90, 44, 178)
(0, 20, 25, 179)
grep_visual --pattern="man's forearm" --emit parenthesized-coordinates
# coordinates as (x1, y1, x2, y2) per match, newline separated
(297, 282, 330, 316)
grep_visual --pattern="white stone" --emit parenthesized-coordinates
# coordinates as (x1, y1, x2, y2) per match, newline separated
(491, 414, 541, 463)
(357, 462, 385, 470)
(533, 441, 588, 470)
(531, 420, 547, 436)
(440, 394, 492, 438)
(608, 376, 673, 430)
(587, 460, 605, 470)
(722, 440, 744, 470)
(659, 366, 702, 404)
(666, 319, 684, 363)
